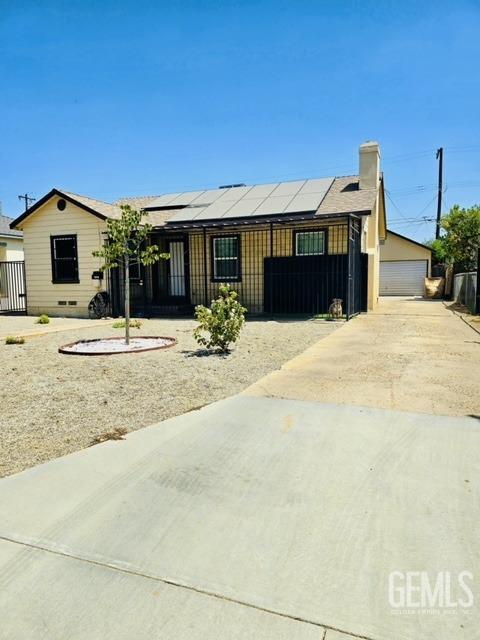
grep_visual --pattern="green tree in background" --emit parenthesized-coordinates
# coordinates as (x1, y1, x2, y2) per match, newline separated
(427, 205, 480, 270)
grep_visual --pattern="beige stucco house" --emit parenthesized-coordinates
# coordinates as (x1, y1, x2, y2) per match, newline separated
(10, 141, 387, 319)
(380, 230, 432, 296)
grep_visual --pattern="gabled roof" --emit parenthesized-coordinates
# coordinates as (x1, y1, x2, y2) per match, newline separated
(1, 215, 23, 237)
(61, 190, 122, 220)
(10, 174, 384, 231)
(10, 188, 124, 229)
(387, 229, 433, 252)
(114, 195, 160, 210)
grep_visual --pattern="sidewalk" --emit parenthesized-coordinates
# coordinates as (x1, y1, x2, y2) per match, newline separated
(0, 395, 478, 639)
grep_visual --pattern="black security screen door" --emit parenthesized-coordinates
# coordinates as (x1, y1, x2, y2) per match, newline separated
(51, 235, 79, 283)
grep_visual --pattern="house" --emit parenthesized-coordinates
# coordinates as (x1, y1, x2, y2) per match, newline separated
(0, 215, 25, 313)
(0, 215, 23, 261)
(380, 230, 432, 296)
(10, 141, 387, 319)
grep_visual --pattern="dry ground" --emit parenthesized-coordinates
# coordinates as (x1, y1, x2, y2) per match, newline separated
(0, 315, 111, 339)
(0, 317, 338, 477)
(245, 297, 480, 417)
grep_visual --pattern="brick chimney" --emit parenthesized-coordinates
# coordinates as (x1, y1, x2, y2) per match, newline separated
(359, 141, 380, 190)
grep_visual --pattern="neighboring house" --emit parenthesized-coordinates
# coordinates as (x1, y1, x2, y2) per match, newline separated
(0, 216, 25, 313)
(0, 215, 23, 261)
(10, 141, 387, 318)
(380, 230, 432, 296)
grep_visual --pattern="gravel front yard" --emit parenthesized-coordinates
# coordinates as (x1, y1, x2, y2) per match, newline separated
(1, 318, 338, 477)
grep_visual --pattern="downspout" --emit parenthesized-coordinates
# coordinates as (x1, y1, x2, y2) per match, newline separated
(346, 215, 352, 321)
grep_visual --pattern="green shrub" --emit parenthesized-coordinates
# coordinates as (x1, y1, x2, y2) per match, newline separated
(36, 314, 50, 324)
(194, 284, 247, 353)
(112, 319, 142, 329)
(5, 336, 25, 345)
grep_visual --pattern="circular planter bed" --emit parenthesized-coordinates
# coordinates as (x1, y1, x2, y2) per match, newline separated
(59, 336, 177, 356)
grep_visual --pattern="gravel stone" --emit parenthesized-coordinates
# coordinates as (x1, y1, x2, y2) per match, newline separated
(0, 318, 338, 477)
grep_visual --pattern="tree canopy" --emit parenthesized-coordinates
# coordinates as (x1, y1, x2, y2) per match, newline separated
(427, 204, 480, 270)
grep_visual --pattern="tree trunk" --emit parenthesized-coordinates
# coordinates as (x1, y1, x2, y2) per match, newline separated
(124, 257, 130, 345)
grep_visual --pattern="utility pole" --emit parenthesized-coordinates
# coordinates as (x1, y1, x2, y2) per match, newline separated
(18, 193, 36, 212)
(435, 147, 443, 239)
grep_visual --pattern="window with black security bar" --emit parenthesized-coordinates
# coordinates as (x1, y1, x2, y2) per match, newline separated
(50, 235, 79, 283)
(108, 218, 367, 320)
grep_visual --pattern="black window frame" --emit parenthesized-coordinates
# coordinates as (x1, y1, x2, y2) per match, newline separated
(210, 234, 241, 282)
(50, 234, 79, 284)
(293, 228, 328, 257)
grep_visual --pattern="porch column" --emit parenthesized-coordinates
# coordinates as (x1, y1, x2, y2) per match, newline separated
(203, 227, 208, 306)
(269, 222, 273, 317)
(346, 215, 352, 320)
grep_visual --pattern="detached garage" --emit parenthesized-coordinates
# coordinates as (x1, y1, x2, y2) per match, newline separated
(380, 230, 432, 296)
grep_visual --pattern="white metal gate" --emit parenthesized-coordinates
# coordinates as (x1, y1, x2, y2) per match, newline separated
(380, 260, 427, 296)
(0, 261, 26, 313)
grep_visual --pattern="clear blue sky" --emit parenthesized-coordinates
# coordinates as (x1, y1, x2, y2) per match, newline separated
(1, 0, 479, 241)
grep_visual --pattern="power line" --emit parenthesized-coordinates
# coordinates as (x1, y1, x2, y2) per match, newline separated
(385, 190, 410, 222)
(17, 193, 35, 211)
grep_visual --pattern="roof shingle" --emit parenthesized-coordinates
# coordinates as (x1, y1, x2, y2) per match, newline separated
(316, 176, 377, 216)
(0, 215, 23, 237)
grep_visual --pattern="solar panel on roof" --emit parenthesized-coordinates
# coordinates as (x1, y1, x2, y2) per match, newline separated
(167, 207, 200, 222)
(284, 193, 324, 213)
(193, 201, 234, 220)
(269, 180, 306, 197)
(245, 183, 279, 198)
(152, 177, 334, 223)
(215, 185, 253, 202)
(298, 178, 334, 194)
(189, 189, 225, 206)
(254, 195, 293, 216)
(169, 191, 205, 206)
(147, 193, 182, 208)
(221, 198, 264, 218)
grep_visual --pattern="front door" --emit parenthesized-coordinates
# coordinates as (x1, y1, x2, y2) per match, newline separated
(168, 240, 186, 298)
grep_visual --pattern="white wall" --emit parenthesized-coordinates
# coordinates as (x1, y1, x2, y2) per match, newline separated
(0, 235, 24, 261)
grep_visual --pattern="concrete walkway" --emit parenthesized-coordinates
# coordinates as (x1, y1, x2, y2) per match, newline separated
(1, 298, 479, 639)
(245, 297, 480, 416)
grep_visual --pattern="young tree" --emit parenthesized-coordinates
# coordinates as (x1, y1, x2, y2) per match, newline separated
(193, 284, 247, 353)
(93, 205, 169, 344)
(428, 205, 480, 270)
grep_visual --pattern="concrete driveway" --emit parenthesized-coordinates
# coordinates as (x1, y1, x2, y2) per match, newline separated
(0, 298, 479, 640)
(245, 297, 480, 416)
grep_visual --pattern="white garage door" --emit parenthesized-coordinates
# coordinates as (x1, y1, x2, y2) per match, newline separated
(380, 260, 427, 296)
